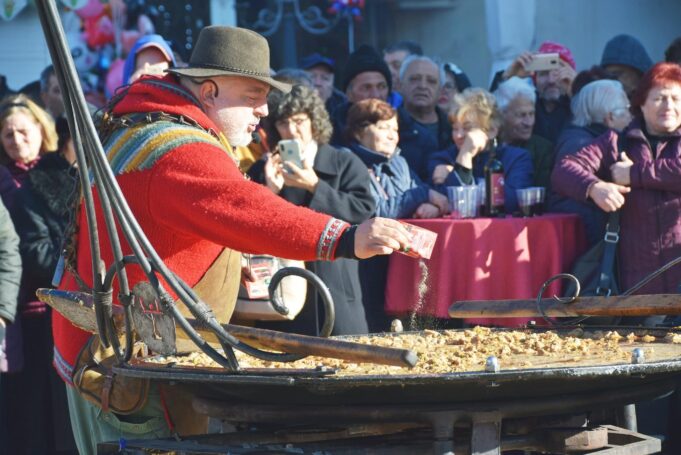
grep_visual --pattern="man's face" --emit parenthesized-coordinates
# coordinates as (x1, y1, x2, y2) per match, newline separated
(604, 64, 642, 99)
(401, 60, 440, 113)
(41, 74, 64, 118)
(384, 49, 409, 92)
(307, 65, 334, 102)
(534, 69, 563, 102)
(204, 76, 270, 147)
(346, 71, 389, 103)
(502, 96, 535, 143)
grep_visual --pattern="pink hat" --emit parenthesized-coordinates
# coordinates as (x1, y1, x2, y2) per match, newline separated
(538, 41, 576, 70)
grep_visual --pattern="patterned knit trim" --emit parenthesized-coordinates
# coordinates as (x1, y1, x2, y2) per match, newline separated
(53, 347, 74, 386)
(317, 218, 347, 261)
(105, 122, 222, 174)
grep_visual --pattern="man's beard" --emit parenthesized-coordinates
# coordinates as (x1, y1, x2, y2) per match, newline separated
(227, 131, 253, 147)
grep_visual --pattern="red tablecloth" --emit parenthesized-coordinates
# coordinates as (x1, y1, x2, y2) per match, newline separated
(385, 214, 586, 326)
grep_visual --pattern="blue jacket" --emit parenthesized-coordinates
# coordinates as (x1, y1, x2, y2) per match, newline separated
(348, 142, 429, 219)
(428, 144, 534, 212)
(397, 106, 452, 181)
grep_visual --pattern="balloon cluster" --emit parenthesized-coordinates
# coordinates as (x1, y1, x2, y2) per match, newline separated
(67, 0, 157, 105)
(327, 0, 365, 22)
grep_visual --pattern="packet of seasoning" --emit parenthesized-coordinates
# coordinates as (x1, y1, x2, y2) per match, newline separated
(397, 221, 438, 259)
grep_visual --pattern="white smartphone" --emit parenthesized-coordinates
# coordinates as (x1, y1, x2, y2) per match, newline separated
(525, 53, 562, 72)
(278, 139, 304, 170)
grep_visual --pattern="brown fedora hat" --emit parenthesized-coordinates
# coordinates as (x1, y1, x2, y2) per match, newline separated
(168, 26, 291, 93)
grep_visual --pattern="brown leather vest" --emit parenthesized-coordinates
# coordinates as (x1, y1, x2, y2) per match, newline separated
(175, 248, 241, 324)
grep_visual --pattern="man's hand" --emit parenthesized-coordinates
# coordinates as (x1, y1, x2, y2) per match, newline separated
(414, 202, 441, 219)
(432, 164, 454, 184)
(264, 153, 284, 194)
(354, 218, 412, 259)
(283, 161, 319, 193)
(610, 152, 633, 186)
(502, 51, 533, 80)
(428, 189, 449, 214)
(557, 62, 577, 97)
(588, 180, 631, 212)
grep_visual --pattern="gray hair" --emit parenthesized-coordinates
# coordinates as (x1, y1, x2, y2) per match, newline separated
(494, 77, 536, 112)
(399, 55, 445, 87)
(571, 79, 628, 127)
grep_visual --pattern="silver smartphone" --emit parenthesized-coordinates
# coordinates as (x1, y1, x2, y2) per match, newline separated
(278, 139, 304, 170)
(525, 53, 562, 72)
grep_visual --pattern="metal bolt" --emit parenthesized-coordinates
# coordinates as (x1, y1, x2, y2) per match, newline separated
(485, 355, 500, 373)
(390, 319, 404, 333)
(631, 348, 645, 364)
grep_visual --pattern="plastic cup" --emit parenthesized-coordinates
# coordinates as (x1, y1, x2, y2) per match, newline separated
(516, 188, 533, 217)
(447, 186, 478, 219)
(529, 186, 546, 216)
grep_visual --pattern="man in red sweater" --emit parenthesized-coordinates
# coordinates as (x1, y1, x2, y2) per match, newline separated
(55, 26, 411, 452)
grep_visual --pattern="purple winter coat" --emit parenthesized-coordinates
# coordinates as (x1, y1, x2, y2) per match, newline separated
(552, 119, 681, 294)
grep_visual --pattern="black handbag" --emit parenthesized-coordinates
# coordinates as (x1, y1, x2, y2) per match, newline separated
(565, 211, 620, 298)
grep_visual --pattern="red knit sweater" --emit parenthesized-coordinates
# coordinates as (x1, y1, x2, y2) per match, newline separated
(53, 76, 348, 383)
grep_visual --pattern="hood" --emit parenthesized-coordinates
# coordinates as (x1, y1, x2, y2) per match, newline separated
(123, 34, 177, 85)
(600, 34, 653, 74)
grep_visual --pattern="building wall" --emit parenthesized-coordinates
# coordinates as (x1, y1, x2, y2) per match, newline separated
(0, 7, 56, 91)
(386, 0, 681, 88)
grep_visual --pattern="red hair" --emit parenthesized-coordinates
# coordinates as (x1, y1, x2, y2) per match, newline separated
(631, 62, 681, 118)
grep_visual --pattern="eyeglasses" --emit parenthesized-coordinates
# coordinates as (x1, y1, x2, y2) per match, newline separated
(275, 115, 310, 129)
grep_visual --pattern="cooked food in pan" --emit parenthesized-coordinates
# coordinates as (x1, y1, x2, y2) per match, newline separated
(144, 326, 681, 375)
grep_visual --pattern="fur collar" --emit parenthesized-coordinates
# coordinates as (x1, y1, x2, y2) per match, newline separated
(26, 154, 78, 216)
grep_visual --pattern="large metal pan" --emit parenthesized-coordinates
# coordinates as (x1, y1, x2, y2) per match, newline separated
(115, 327, 681, 407)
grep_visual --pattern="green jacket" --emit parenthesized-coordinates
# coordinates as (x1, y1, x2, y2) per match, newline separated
(0, 199, 20, 323)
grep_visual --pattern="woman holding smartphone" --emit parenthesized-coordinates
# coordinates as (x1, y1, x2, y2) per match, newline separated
(249, 84, 375, 336)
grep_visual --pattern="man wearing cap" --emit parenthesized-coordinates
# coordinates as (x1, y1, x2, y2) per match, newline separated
(330, 44, 401, 145)
(54, 26, 411, 453)
(600, 34, 653, 99)
(122, 34, 177, 85)
(493, 41, 577, 143)
(299, 52, 347, 115)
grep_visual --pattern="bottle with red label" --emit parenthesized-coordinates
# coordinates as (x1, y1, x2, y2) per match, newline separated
(484, 146, 505, 217)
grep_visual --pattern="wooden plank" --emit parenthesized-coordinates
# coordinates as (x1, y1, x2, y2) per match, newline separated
(449, 294, 681, 319)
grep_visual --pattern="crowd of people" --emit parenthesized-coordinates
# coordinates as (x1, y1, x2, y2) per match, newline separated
(0, 22, 680, 453)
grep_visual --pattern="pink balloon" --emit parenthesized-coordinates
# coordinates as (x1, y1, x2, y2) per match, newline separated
(75, 0, 105, 19)
(121, 30, 142, 55)
(105, 58, 126, 99)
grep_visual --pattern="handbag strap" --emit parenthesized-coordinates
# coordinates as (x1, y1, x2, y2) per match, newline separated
(596, 211, 619, 296)
(595, 132, 628, 296)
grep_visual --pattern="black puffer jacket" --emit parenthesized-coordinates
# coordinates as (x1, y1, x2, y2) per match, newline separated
(11, 153, 78, 313)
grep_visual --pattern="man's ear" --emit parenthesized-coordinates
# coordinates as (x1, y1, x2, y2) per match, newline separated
(199, 81, 218, 108)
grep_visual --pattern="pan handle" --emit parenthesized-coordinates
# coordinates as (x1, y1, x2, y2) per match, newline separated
(269, 267, 335, 337)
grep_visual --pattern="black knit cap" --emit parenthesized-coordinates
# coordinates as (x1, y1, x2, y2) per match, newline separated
(342, 45, 392, 92)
